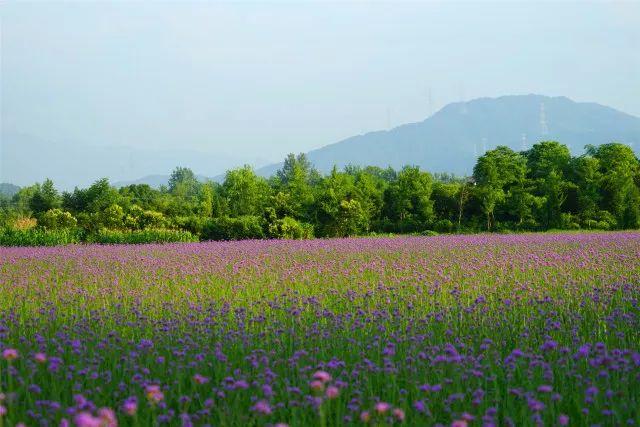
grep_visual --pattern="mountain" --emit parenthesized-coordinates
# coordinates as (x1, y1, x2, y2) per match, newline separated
(0, 183, 20, 198)
(257, 94, 640, 177)
(5, 95, 639, 189)
(0, 132, 251, 191)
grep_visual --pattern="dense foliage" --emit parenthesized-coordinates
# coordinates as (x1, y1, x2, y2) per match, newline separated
(0, 233, 639, 425)
(1, 142, 639, 245)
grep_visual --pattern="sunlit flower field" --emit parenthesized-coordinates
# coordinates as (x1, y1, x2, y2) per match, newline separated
(1, 232, 639, 426)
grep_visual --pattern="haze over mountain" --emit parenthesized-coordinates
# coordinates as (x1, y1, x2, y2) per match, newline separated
(3, 2, 639, 190)
(0, 132, 263, 190)
(122, 94, 640, 186)
(3, 94, 639, 190)
(256, 94, 640, 178)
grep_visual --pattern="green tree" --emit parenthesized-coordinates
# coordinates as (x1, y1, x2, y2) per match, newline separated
(38, 208, 77, 230)
(29, 179, 61, 215)
(118, 184, 162, 211)
(63, 178, 119, 214)
(526, 141, 572, 229)
(432, 181, 459, 223)
(168, 167, 199, 195)
(197, 182, 215, 217)
(473, 147, 526, 230)
(588, 143, 640, 228)
(223, 166, 269, 217)
(12, 185, 40, 214)
(570, 155, 602, 221)
(314, 167, 366, 236)
(383, 166, 434, 231)
(273, 153, 315, 220)
(101, 204, 125, 229)
(343, 166, 388, 232)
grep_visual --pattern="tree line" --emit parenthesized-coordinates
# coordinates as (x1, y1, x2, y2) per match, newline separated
(1, 141, 639, 244)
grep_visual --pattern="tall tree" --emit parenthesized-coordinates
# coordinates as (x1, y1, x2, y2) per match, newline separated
(570, 155, 602, 221)
(383, 166, 434, 231)
(274, 153, 315, 220)
(29, 179, 61, 215)
(526, 141, 572, 228)
(168, 167, 200, 204)
(588, 143, 640, 228)
(223, 166, 269, 217)
(315, 167, 367, 237)
(473, 146, 526, 230)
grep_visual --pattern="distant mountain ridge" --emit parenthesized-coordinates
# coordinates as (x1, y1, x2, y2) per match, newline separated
(256, 94, 640, 177)
(0, 183, 20, 198)
(4, 95, 639, 189)
(1, 132, 252, 190)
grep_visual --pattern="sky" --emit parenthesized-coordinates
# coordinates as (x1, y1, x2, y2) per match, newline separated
(1, 1, 639, 186)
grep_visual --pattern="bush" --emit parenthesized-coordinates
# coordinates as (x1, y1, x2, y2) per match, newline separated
(268, 216, 314, 239)
(202, 216, 265, 241)
(516, 218, 539, 232)
(433, 219, 453, 233)
(38, 209, 78, 230)
(86, 228, 198, 244)
(170, 215, 208, 236)
(559, 213, 581, 230)
(582, 210, 617, 230)
(10, 217, 38, 231)
(0, 228, 82, 246)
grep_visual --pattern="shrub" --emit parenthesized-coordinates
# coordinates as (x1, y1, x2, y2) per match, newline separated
(10, 217, 38, 231)
(268, 216, 314, 239)
(38, 209, 78, 230)
(559, 213, 581, 230)
(139, 210, 167, 229)
(516, 218, 539, 232)
(0, 228, 82, 246)
(101, 204, 125, 229)
(86, 228, 198, 244)
(202, 216, 265, 241)
(172, 215, 208, 236)
(433, 219, 453, 233)
(582, 210, 616, 230)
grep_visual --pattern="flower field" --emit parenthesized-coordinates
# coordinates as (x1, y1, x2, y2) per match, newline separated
(0, 232, 639, 426)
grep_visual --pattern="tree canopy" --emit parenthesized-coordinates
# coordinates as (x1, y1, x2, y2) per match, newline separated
(2, 141, 639, 243)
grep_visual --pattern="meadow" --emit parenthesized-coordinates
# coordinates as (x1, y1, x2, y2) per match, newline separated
(0, 232, 639, 426)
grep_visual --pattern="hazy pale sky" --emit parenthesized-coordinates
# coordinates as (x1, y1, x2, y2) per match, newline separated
(1, 1, 639, 182)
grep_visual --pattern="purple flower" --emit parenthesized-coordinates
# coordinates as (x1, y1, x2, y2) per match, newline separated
(251, 400, 272, 415)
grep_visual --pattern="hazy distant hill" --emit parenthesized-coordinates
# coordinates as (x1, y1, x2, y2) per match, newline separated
(257, 94, 640, 177)
(0, 183, 20, 198)
(5, 95, 640, 188)
(0, 132, 249, 190)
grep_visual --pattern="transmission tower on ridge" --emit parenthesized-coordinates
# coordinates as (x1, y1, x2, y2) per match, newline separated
(539, 102, 549, 136)
(482, 137, 487, 154)
(521, 133, 527, 151)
